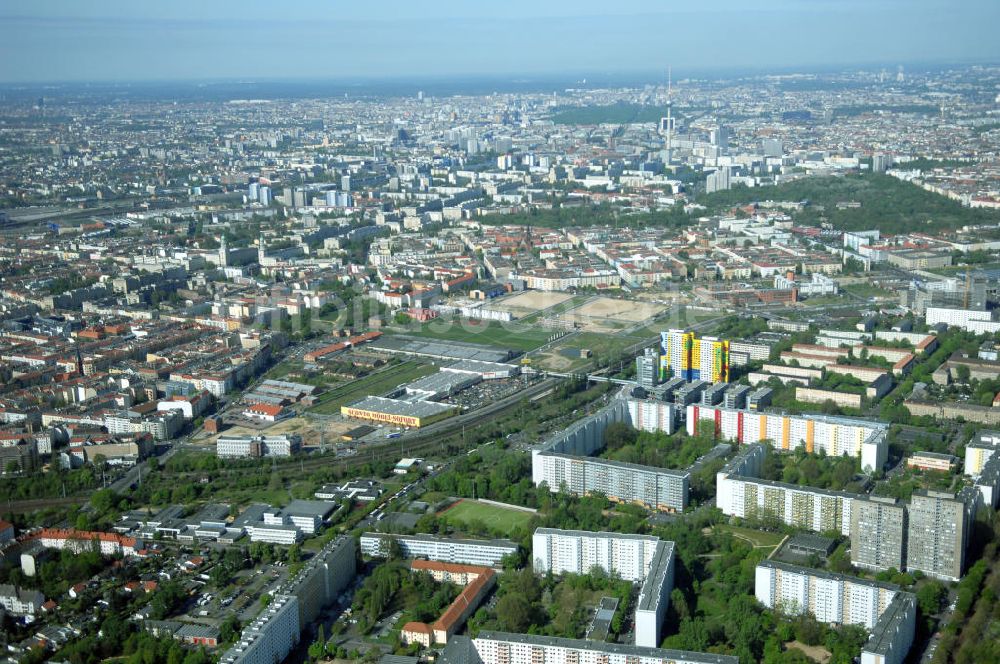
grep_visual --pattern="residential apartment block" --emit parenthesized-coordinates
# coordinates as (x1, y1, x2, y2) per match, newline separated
(687, 404, 888, 472)
(851, 497, 907, 572)
(531, 391, 688, 512)
(755, 562, 916, 664)
(531, 528, 675, 649)
(532, 529, 660, 582)
(449, 632, 737, 664)
(533, 453, 688, 512)
(756, 560, 899, 628)
(717, 472, 859, 536)
(660, 329, 730, 382)
(360, 533, 518, 568)
(906, 491, 967, 582)
(721, 446, 969, 580)
(219, 537, 355, 664)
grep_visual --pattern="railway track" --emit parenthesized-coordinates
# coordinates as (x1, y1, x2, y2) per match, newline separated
(2, 495, 89, 514)
(159, 377, 562, 479)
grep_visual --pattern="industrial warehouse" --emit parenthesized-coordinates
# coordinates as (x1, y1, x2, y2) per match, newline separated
(340, 360, 521, 428)
(341, 396, 458, 428)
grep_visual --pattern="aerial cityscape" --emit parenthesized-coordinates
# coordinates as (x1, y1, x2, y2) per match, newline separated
(1, 2, 1000, 664)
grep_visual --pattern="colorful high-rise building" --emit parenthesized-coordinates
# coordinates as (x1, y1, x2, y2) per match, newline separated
(692, 336, 730, 382)
(660, 329, 694, 381)
(659, 330, 728, 382)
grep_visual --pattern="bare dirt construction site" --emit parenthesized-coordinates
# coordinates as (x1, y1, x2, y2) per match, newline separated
(493, 291, 576, 317)
(198, 415, 355, 450)
(559, 296, 667, 333)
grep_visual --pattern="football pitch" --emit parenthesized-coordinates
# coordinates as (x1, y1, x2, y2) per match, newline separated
(439, 499, 535, 534)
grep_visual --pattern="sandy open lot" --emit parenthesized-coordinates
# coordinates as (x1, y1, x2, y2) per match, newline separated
(784, 641, 831, 664)
(203, 415, 354, 448)
(569, 297, 667, 322)
(494, 291, 575, 313)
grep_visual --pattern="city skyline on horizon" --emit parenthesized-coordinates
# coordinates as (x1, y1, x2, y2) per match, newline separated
(1, 0, 999, 84)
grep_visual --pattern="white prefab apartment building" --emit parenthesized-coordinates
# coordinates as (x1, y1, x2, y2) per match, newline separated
(532, 528, 659, 582)
(531, 529, 675, 649)
(216, 435, 301, 458)
(755, 561, 898, 629)
(218, 593, 300, 664)
(716, 473, 860, 536)
(360, 533, 518, 568)
(755, 561, 916, 664)
(468, 632, 737, 664)
(965, 430, 1000, 476)
(533, 453, 689, 512)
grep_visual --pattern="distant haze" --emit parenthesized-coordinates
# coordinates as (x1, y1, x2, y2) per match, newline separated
(1, 0, 998, 83)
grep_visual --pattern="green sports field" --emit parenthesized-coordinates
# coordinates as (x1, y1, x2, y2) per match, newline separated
(439, 500, 535, 535)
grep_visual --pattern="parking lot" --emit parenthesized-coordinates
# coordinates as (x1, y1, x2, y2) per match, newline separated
(442, 376, 532, 410)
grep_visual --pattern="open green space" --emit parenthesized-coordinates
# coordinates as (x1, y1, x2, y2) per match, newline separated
(842, 282, 897, 299)
(713, 524, 785, 549)
(559, 330, 644, 352)
(389, 319, 554, 352)
(440, 499, 534, 536)
(534, 330, 648, 372)
(696, 173, 1000, 233)
(468, 567, 634, 641)
(929, 261, 1000, 276)
(308, 361, 436, 414)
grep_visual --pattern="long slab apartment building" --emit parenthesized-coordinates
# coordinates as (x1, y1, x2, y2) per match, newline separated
(531, 391, 689, 512)
(719, 444, 972, 582)
(532, 528, 675, 649)
(219, 536, 356, 664)
(756, 561, 916, 664)
(687, 403, 888, 473)
(441, 633, 738, 664)
(360, 532, 519, 568)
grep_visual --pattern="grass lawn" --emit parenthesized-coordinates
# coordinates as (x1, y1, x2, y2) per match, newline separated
(714, 524, 785, 549)
(843, 283, 895, 299)
(390, 319, 555, 352)
(534, 330, 646, 372)
(800, 294, 849, 306)
(558, 330, 645, 352)
(439, 499, 534, 535)
(308, 361, 436, 414)
(929, 261, 1000, 276)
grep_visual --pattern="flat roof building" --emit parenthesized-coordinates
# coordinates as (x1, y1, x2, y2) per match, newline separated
(217, 434, 301, 459)
(906, 490, 967, 582)
(861, 593, 918, 664)
(467, 632, 737, 664)
(852, 496, 907, 573)
(532, 529, 675, 649)
(361, 532, 518, 568)
(342, 396, 457, 428)
(755, 561, 916, 664)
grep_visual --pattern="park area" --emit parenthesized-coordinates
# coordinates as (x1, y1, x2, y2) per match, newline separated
(438, 499, 535, 536)
(711, 524, 786, 554)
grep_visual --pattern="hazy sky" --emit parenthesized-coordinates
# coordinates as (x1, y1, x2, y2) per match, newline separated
(1, 0, 998, 83)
